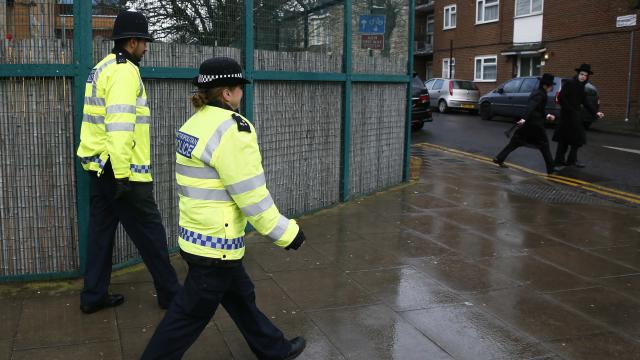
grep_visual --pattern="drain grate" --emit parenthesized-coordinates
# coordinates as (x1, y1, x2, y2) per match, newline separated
(509, 183, 627, 206)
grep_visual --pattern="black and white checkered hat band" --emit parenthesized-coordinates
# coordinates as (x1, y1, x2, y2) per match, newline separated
(197, 73, 243, 83)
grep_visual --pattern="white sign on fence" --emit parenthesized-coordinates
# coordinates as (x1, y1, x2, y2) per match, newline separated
(616, 14, 637, 28)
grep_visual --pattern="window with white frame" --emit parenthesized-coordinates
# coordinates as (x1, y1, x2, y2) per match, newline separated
(442, 58, 455, 79)
(426, 15, 434, 47)
(518, 56, 542, 76)
(475, 56, 497, 81)
(515, 0, 543, 17)
(444, 5, 456, 30)
(476, 0, 499, 24)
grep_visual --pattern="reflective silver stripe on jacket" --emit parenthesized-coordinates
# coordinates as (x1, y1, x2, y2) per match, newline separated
(200, 118, 236, 165)
(84, 97, 105, 106)
(240, 194, 274, 217)
(268, 215, 290, 240)
(177, 185, 231, 201)
(226, 172, 266, 195)
(106, 104, 137, 114)
(91, 58, 117, 97)
(83, 114, 105, 124)
(136, 115, 150, 124)
(136, 97, 147, 107)
(105, 122, 135, 132)
(176, 163, 220, 179)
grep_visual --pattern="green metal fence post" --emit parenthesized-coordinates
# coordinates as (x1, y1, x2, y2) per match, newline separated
(73, 0, 93, 274)
(403, 0, 416, 181)
(244, 0, 255, 122)
(340, 0, 353, 202)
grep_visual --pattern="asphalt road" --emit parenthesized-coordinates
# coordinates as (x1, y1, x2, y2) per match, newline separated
(412, 111, 640, 195)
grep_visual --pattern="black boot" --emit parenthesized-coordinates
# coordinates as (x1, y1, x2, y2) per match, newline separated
(80, 294, 124, 314)
(284, 337, 306, 360)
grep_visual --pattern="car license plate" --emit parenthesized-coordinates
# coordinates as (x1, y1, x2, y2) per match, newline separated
(461, 104, 475, 109)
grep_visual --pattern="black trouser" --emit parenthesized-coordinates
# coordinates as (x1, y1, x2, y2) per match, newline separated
(554, 142, 580, 165)
(496, 138, 554, 173)
(81, 162, 180, 308)
(142, 262, 291, 360)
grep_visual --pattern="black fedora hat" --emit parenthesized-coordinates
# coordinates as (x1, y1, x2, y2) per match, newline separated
(193, 57, 251, 89)
(540, 73, 554, 86)
(574, 63, 593, 75)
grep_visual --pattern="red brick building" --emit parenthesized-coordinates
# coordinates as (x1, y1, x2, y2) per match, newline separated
(426, 0, 640, 122)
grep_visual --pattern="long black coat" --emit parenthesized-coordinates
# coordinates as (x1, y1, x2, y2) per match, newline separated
(512, 87, 549, 146)
(552, 77, 597, 146)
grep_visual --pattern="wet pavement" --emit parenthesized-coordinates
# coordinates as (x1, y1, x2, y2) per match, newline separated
(1, 144, 640, 359)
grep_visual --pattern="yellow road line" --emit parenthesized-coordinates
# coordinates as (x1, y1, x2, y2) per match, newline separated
(415, 142, 640, 205)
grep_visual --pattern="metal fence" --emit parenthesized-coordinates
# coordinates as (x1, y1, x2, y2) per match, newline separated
(0, 0, 414, 281)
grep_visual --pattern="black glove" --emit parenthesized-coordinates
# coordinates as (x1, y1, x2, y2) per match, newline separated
(285, 229, 305, 251)
(114, 178, 131, 200)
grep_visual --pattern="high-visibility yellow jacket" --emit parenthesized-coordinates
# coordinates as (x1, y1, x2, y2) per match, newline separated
(176, 105, 299, 260)
(77, 52, 152, 182)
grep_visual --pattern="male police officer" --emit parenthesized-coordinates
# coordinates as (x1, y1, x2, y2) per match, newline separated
(76, 10, 180, 314)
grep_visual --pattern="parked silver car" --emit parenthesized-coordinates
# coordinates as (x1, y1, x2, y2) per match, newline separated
(424, 78, 481, 113)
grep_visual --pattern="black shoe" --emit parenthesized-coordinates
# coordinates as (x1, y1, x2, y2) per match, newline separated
(80, 294, 124, 314)
(554, 161, 567, 167)
(569, 162, 586, 168)
(284, 337, 306, 360)
(547, 167, 560, 175)
(492, 158, 508, 168)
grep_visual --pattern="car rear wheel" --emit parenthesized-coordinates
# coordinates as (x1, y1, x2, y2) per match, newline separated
(438, 100, 448, 113)
(412, 120, 425, 131)
(480, 102, 492, 120)
(583, 121, 592, 130)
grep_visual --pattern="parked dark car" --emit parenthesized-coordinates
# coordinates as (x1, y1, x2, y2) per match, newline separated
(478, 76, 599, 129)
(411, 75, 433, 131)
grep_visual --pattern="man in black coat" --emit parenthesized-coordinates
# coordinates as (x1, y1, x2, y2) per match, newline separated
(552, 63, 604, 167)
(493, 73, 559, 175)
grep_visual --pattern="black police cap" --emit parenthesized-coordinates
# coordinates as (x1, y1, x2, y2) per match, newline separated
(112, 11, 153, 42)
(193, 57, 251, 89)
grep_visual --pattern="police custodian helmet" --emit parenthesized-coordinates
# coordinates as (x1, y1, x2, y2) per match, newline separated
(193, 57, 251, 89)
(112, 10, 154, 42)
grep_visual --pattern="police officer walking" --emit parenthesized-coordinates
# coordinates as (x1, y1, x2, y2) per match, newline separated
(76, 10, 180, 314)
(141, 57, 307, 359)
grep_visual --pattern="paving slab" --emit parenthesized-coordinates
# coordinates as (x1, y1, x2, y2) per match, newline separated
(401, 304, 552, 360)
(598, 274, 640, 301)
(543, 332, 640, 360)
(406, 255, 520, 293)
(346, 266, 462, 311)
(476, 255, 595, 292)
(271, 268, 378, 311)
(11, 340, 122, 360)
(0, 298, 21, 340)
(547, 287, 640, 337)
(309, 304, 453, 360)
(13, 295, 118, 350)
(472, 288, 606, 341)
(530, 245, 639, 278)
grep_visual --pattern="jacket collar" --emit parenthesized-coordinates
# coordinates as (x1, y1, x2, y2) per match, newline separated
(207, 99, 237, 112)
(111, 47, 140, 67)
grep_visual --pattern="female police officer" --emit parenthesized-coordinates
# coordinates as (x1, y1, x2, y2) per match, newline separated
(141, 57, 306, 359)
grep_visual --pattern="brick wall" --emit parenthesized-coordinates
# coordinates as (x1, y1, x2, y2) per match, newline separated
(434, 0, 515, 94)
(542, 0, 640, 120)
(430, 0, 640, 121)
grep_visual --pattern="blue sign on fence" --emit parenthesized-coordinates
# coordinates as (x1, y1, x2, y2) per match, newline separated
(358, 15, 385, 34)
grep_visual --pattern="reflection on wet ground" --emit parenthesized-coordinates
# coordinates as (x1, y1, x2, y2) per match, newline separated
(1, 146, 639, 359)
